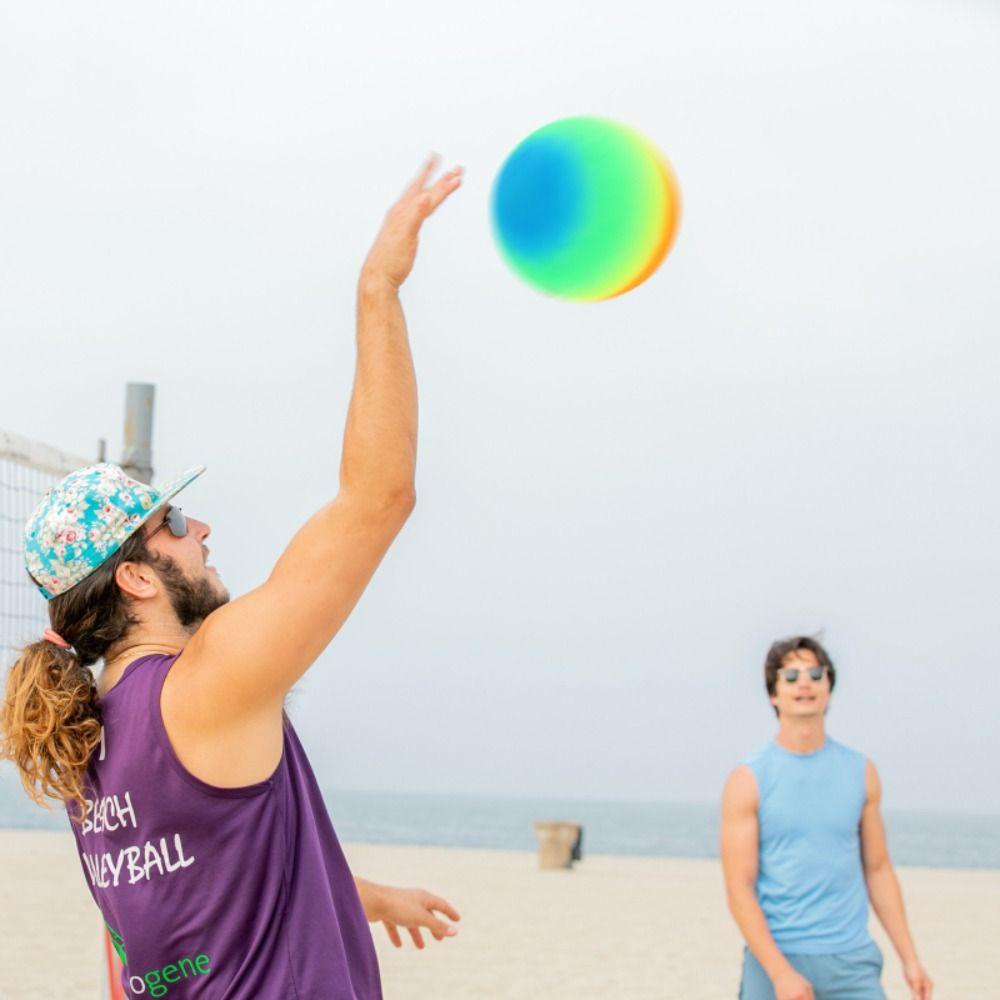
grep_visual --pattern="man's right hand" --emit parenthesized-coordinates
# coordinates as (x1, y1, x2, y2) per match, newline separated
(362, 155, 463, 291)
(773, 969, 815, 1000)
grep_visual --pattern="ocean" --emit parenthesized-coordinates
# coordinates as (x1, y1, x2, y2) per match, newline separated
(2, 769, 998, 869)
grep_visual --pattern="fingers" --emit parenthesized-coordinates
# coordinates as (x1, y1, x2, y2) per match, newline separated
(405, 154, 440, 197)
(376, 888, 460, 948)
(385, 163, 461, 249)
(423, 914, 456, 939)
(427, 893, 462, 924)
(402, 155, 463, 216)
(414, 892, 459, 938)
(422, 167, 463, 216)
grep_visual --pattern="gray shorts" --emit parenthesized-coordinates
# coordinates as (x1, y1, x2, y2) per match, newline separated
(739, 942, 886, 1000)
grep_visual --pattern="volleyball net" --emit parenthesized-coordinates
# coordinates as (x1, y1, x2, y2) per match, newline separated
(0, 429, 94, 667)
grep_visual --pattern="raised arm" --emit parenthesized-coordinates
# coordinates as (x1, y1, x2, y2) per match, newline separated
(720, 766, 815, 1000)
(860, 759, 933, 1000)
(163, 158, 462, 782)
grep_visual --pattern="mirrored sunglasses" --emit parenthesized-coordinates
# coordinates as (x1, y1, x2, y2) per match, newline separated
(779, 665, 826, 683)
(147, 505, 188, 540)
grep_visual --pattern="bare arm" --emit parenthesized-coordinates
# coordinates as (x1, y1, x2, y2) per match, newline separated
(163, 158, 462, 781)
(860, 760, 933, 1000)
(721, 766, 815, 1000)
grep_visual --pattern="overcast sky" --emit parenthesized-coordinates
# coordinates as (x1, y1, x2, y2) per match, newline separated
(1, 0, 998, 815)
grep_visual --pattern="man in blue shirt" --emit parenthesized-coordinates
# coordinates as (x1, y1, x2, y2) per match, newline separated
(721, 636, 933, 1000)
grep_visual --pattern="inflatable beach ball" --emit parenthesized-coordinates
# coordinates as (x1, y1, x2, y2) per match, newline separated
(491, 116, 681, 301)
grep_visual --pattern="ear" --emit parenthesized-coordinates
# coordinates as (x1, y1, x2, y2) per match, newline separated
(114, 560, 159, 601)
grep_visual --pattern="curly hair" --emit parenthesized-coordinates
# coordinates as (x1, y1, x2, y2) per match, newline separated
(0, 530, 151, 821)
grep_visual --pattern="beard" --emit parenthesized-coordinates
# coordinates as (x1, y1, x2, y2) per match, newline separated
(150, 553, 230, 629)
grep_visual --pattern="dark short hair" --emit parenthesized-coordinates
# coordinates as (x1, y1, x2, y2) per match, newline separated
(764, 635, 836, 717)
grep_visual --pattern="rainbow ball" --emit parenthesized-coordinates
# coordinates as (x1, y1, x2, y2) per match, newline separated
(491, 116, 681, 302)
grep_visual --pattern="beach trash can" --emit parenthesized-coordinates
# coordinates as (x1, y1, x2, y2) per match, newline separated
(533, 821, 583, 869)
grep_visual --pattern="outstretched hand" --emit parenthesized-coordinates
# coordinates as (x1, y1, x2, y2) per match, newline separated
(372, 884, 461, 949)
(362, 155, 463, 291)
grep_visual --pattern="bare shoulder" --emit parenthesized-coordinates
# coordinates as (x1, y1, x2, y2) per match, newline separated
(720, 766, 760, 874)
(864, 757, 882, 800)
(722, 764, 759, 812)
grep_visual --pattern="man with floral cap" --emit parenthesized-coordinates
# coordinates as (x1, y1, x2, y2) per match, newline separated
(2, 157, 463, 999)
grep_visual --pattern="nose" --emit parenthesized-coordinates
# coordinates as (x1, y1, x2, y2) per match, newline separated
(188, 516, 211, 542)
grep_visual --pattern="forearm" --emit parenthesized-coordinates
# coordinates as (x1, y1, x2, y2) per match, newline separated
(728, 887, 794, 980)
(866, 864, 919, 962)
(728, 886, 795, 982)
(340, 273, 418, 499)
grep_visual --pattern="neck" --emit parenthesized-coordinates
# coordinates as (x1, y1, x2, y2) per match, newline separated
(102, 622, 194, 676)
(774, 716, 826, 754)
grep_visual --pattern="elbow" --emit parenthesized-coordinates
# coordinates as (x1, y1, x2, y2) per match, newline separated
(390, 484, 416, 521)
(370, 482, 416, 525)
(338, 449, 415, 515)
(724, 880, 756, 919)
(863, 856, 889, 880)
(341, 475, 415, 521)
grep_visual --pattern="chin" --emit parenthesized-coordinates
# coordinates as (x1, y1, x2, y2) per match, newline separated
(786, 705, 820, 717)
(205, 570, 229, 597)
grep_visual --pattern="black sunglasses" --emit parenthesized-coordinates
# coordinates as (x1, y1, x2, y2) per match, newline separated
(147, 505, 188, 540)
(779, 665, 827, 683)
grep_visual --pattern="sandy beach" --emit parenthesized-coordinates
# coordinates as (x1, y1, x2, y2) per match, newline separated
(1, 830, 997, 999)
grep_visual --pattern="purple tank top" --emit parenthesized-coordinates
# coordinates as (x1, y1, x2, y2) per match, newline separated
(67, 652, 382, 999)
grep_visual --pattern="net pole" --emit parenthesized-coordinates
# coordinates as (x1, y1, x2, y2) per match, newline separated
(121, 383, 155, 484)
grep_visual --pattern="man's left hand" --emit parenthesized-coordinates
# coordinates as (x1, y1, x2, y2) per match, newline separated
(370, 884, 461, 949)
(902, 958, 933, 999)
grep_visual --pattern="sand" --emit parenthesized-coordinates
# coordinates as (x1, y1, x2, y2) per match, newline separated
(1, 830, 997, 999)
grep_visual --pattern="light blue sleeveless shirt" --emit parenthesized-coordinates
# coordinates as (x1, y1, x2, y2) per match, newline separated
(744, 738, 872, 954)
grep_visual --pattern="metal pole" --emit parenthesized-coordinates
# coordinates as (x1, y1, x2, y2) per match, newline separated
(121, 383, 155, 484)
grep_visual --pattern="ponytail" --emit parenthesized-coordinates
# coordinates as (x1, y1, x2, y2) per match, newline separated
(1, 640, 101, 818)
(1, 529, 150, 822)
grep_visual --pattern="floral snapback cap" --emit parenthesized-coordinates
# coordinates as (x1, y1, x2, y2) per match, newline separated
(24, 462, 205, 600)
